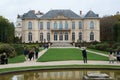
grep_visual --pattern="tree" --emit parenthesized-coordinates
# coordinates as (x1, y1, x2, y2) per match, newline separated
(100, 14, 120, 42)
(113, 22, 120, 42)
(0, 16, 15, 43)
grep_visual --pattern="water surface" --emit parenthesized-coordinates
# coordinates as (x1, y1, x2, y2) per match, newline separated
(0, 69, 119, 80)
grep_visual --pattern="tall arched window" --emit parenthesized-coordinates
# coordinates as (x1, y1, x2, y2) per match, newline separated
(28, 22, 32, 29)
(54, 32, 57, 41)
(72, 32, 75, 41)
(59, 21, 63, 29)
(65, 21, 68, 29)
(47, 22, 50, 29)
(65, 32, 68, 40)
(28, 32, 32, 41)
(54, 22, 57, 29)
(79, 32, 82, 41)
(72, 21, 75, 29)
(90, 32, 94, 41)
(79, 21, 82, 29)
(47, 33, 50, 42)
(59, 32, 63, 40)
(40, 22, 43, 29)
(90, 21, 94, 29)
(40, 33, 43, 42)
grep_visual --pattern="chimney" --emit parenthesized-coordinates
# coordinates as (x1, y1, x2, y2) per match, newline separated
(80, 10, 82, 15)
(38, 11, 40, 14)
(31, 10, 35, 14)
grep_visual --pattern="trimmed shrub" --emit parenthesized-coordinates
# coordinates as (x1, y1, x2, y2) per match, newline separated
(94, 43, 109, 51)
(10, 44, 24, 55)
(112, 43, 120, 49)
(0, 44, 16, 58)
(88, 44, 96, 49)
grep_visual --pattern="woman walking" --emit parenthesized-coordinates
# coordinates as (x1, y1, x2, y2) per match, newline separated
(109, 51, 114, 64)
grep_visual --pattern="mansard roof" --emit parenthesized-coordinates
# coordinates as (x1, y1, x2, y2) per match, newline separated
(40, 10, 81, 19)
(22, 10, 37, 19)
(85, 10, 99, 18)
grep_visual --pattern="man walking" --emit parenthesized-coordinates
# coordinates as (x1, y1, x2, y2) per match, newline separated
(82, 48, 87, 63)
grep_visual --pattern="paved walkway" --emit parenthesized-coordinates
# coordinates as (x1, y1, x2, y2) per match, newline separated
(0, 48, 120, 69)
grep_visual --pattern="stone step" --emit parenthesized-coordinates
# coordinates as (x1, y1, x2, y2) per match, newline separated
(51, 42, 74, 47)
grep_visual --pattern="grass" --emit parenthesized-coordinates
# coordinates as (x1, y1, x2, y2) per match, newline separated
(8, 47, 44, 63)
(8, 55, 25, 63)
(37, 48, 108, 62)
(0, 65, 120, 73)
(87, 48, 108, 54)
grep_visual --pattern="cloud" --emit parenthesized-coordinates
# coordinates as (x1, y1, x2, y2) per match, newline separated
(0, 0, 120, 23)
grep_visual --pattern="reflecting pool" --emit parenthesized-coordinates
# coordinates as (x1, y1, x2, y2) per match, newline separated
(0, 69, 120, 80)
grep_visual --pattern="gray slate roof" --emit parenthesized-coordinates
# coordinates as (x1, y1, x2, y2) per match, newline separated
(21, 10, 99, 19)
(22, 10, 37, 19)
(40, 10, 81, 19)
(85, 10, 99, 18)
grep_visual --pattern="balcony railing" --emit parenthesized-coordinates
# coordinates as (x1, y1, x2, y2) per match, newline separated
(51, 28, 71, 31)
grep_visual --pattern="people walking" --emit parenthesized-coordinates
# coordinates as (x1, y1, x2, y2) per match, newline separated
(35, 46, 39, 59)
(82, 48, 87, 63)
(23, 47, 29, 61)
(109, 51, 114, 64)
(116, 50, 120, 63)
(28, 48, 34, 61)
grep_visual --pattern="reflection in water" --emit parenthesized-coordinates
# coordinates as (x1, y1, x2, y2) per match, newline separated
(0, 69, 119, 80)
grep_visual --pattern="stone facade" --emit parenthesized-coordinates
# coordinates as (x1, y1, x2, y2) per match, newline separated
(15, 9, 100, 43)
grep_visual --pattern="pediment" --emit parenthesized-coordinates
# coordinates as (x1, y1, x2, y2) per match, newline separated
(53, 15, 68, 19)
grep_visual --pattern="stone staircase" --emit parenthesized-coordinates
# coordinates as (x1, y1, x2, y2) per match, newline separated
(51, 42, 74, 47)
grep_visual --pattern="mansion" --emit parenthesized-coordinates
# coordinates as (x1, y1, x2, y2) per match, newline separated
(15, 9, 100, 43)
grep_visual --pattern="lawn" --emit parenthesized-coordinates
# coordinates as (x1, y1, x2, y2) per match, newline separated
(8, 55, 25, 63)
(8, 47, 44, 63)
(37, 48, 108, 62)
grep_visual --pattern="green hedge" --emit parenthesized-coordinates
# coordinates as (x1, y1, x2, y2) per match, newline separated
(10, 44, 24, 55)
(0, 44, 16, 58)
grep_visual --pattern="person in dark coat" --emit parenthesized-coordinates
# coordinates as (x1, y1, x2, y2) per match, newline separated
(82, 48, 87, 63)
(0, 52, 8, 64)
(23, 47, 29, 60)
(28, 49, 34, 61)
(35, 46, 39, 59)
(116, 50, 120, 63)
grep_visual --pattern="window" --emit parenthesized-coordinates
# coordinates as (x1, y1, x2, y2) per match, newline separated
(40, 33, 43, 42)
(65, 21, 68, 29)
(72, 21, 75, 29)
(28, 32, 32, 41)
(59, 21, 63, 29)
(72, 32, 75, 41)
(65, 32, 68, 40)
(17, 23, 21, 26)
(59, 32, 63, 40)
(47, 33, 50, 42)
(47, 22, 50, 29)
(90, 21, 94, 29)
(28, 22, 32, 29)
(40, 22, 43, 29)
(79, 21, 82, 29)
(54, 32, 57, 41)
(79, 32, 82, 41)
(90, 32, 94, 41)
(54, 22, 57, 29)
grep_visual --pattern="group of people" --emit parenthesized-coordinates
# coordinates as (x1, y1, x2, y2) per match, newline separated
(24, 46, 39, 61)
(0, 52, 8, 65)
(109, 50, 120, 64)
(81, 47, 120, 64)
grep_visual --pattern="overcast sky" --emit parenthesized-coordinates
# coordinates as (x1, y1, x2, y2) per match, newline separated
(0, 0, 120, 23)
